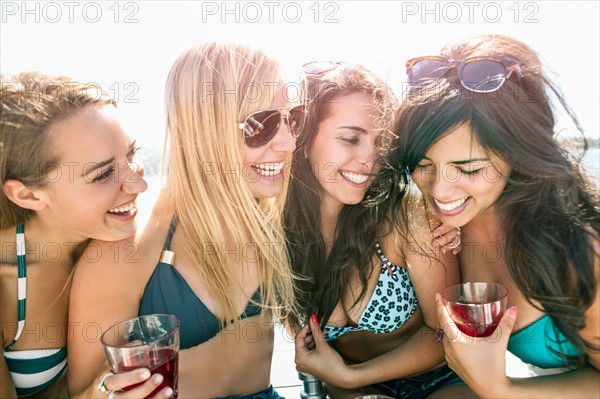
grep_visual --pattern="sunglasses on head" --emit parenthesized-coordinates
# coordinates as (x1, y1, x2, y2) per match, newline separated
(302, 61, 347, 75)
(406, 55, 522, 93)
(239, 105, 305, 148)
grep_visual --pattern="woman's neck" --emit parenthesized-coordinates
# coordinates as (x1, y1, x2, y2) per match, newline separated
(319, 199, 342, 250)
(462, 207, 502, 242)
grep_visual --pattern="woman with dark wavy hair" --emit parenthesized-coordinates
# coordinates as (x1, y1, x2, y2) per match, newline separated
(287, 62, 464, 398)
(392, 34, 599, 397)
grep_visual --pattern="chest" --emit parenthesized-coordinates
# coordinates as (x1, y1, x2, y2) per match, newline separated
(1, 262, 71, 349)
(166, 228, 262, 319)
(457, 241, 545, 330)
(328, 243, 417, 330)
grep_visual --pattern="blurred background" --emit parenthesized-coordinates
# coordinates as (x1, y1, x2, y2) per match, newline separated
(2, 0, 598, 177)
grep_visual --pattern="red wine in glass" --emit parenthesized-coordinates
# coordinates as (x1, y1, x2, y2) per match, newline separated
(443, 283, 508, 338)
(120, 349, 179, 399)
(448, 303, 504, 337)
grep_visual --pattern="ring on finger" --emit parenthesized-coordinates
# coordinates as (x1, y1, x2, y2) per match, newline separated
(436, 328, 444, 342)
(446, 234, 461, 249)
(97, 373, 113, 394)
(108, 389, 124, 399)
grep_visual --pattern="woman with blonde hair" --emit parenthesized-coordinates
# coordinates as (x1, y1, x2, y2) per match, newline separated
(1, 72, 147, 398)
(68, 42, 303, 398)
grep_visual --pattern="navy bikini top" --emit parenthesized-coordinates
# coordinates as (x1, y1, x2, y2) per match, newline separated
(138, 219, 262, 349)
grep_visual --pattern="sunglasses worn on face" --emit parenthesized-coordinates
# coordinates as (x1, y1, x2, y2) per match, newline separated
(406, 55, 522, 93)
(239, 105, 305, 148)
(302, 61, 347, 75)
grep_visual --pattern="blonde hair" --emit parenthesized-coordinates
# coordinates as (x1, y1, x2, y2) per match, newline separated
(163, 42, 297, 327)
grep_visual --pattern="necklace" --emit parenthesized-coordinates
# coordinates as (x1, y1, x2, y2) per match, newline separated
(4, 224, 26, 351)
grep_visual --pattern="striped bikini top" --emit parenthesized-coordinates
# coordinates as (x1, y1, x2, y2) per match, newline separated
(3, 224, 67, 397)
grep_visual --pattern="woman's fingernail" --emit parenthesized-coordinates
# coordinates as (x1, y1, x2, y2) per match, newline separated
(139, 369, 151, 380)
(508, 307, 518, 318)
(153, 374, 164, 385)
(163, 387, 173, 397)
(310, 314, 319, 325)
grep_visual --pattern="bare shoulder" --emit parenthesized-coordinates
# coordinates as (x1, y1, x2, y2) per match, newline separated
(75, 191, 172, 276)
(72, 192, 173, 299)
(583, 233, 600, 362)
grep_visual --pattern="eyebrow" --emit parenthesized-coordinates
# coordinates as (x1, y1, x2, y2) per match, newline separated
(82, 158, 115, 177)
(337, 126, 368, 134)
(81, 142, 136, 177)
(422, 156, 490, 165)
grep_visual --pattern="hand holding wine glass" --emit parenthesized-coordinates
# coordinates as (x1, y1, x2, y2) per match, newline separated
(441, 282, 508, 338)
(101, 314, 180, 399)
(435, 289, 520, 394)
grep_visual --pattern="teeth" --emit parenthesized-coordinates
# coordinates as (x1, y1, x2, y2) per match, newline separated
(254, 162, 284, 177)
(434, 198, 467, 211)
(109, 202, 136, 214)
(340, 171, 368, 184)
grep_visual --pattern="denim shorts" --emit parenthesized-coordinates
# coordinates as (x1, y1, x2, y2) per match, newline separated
(370, 365, 463, 399)
(213, 385, 284, 399)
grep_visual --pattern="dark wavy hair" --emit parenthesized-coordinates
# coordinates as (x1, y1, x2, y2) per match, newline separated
(391, 35, 599, 366)
(284, 64, 398, 332)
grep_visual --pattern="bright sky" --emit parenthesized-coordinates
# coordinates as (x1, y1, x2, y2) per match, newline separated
(1, 0, 598, 149)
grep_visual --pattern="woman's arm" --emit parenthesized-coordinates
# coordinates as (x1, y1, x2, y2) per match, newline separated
(436, 294, 600, 398)
(295, 316, 445, 388)
(67, 238, 167, 398)
(435, 244, 600, 399)
(402, 223, 461, 330)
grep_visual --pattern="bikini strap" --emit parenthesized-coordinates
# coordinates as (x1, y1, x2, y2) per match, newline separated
(159, 217, 177, 265)
(4, 224, 26, 351)
(375, 240, 401, 278)
(164, 217, 177, 250)
(375, 240, 394, 268)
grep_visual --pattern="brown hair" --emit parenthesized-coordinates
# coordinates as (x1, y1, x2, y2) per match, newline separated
(392, 34, 599, 366)
(1, 72, 115, 227)
(285, 64, 398, 331)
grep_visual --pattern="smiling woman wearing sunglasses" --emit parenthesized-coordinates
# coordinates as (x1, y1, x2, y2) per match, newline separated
(67, 42, 302, 399)
(390, 34, 600, 398)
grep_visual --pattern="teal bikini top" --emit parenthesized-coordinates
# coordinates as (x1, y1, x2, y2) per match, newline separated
(508, 314, 581, 369)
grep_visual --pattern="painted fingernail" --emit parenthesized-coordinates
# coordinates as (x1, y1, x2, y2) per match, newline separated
(310, 314, 319, 325)
(153, 374, 164, 385)
(435, 328, 444, 342)
(163, 387, 173, 397)
(508, 307, 518, 318)
(139, 369, 151, 380)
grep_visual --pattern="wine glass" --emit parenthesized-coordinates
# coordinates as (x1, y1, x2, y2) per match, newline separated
(442, 282, 508, 338)
(101, 314, 180, 398)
